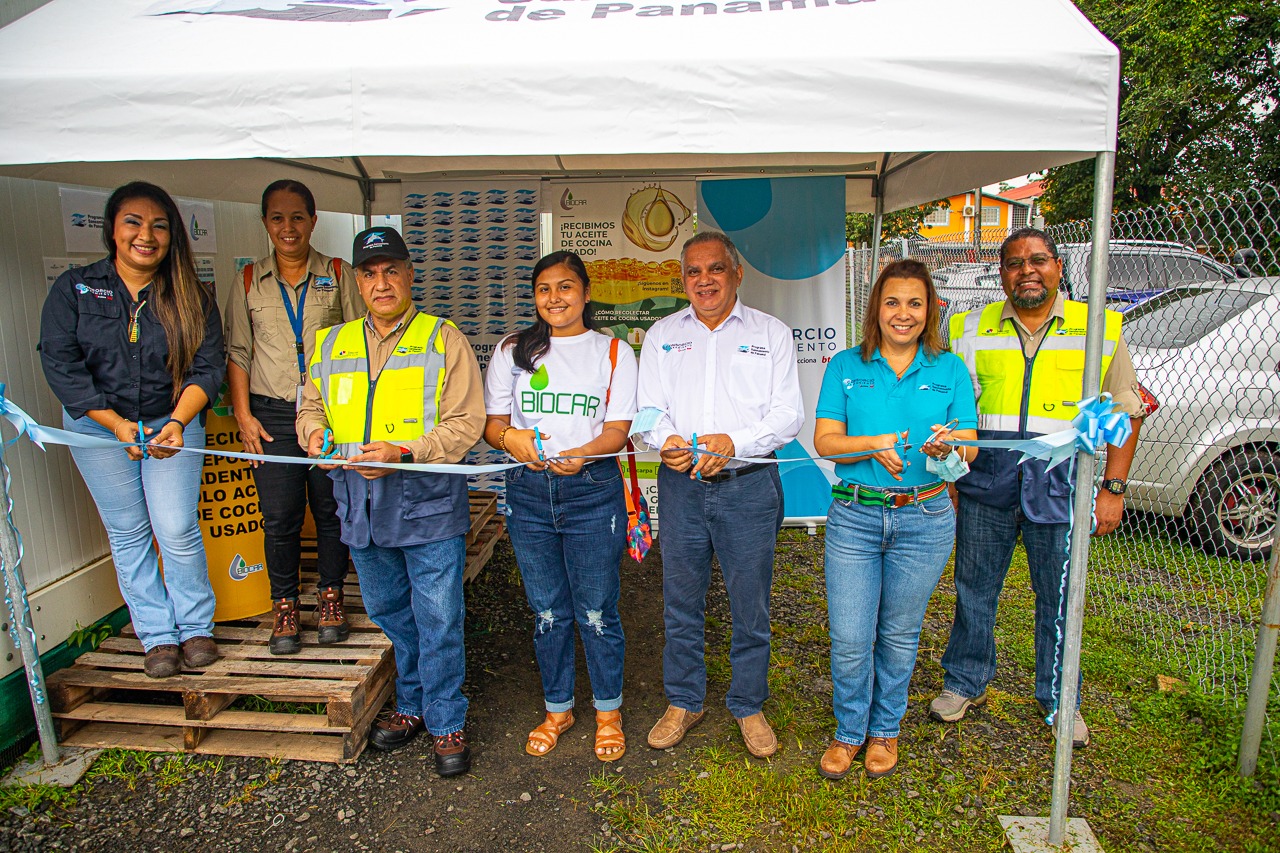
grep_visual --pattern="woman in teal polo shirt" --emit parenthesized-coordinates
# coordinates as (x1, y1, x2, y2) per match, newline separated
(813, 258, 978, 781)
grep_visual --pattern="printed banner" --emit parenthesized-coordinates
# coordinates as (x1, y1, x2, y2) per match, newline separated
(58, 187, 218, 254)
(549, 180, 694, 352)
(401, 179, 543, 496)
(199, 410, 270, 621)
(697, 175, 848, 520)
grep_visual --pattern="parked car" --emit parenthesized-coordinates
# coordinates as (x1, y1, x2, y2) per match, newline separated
(933, 240, 1246, 329)
(1123, 278, 1280, 560)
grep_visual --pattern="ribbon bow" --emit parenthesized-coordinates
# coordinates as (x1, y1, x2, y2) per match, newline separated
(1013, 394, 1133, 470)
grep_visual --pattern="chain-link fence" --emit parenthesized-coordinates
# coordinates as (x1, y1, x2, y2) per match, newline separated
(850, 184, 1280, 772)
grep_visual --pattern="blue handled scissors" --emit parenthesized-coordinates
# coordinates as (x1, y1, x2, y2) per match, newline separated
(691, 432, 702, 481)
(534, 429, 546, 463)
(137, 419, 149, 456)
(310, 428, 338, 469)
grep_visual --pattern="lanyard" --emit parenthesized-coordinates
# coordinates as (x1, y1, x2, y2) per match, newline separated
(278, 276, 309, 379)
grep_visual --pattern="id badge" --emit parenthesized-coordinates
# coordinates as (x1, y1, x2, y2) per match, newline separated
(295, 384, 305, 411)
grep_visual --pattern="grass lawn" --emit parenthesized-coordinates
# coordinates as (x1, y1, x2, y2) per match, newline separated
(591, 529, 1280, 852)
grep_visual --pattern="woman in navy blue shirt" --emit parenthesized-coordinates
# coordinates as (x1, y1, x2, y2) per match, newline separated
(813, 259, 977, 780)
(40, 181, 226, 679)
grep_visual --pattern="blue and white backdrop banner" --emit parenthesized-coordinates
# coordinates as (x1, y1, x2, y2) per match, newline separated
(697, 176, 847, 520)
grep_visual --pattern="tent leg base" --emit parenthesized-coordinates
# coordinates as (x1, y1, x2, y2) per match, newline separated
(999, 816, 1103, 852)
(2, 746, 100, 788)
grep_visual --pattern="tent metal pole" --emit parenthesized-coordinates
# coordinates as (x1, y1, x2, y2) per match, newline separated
(1238, 521, 1280, 776)
(0, 421, 59, 766)
(869, 175, 885, 291)
(1047, 150, 1114, 846)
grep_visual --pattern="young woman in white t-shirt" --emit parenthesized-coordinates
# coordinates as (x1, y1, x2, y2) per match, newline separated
(483, 251, 638, 762)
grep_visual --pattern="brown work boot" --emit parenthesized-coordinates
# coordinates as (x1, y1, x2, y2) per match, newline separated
(316, 587, 350, 645)
(864, 737, 899, 779)
(818, 740, 862, 780)
(143, 644, 181, 678)
(269, 598, 301, 655)
(180, 635, 220, 668)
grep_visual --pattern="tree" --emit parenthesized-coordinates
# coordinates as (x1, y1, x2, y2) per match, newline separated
(845, 202, 945, 245)
(1041, 1, 1280, 223)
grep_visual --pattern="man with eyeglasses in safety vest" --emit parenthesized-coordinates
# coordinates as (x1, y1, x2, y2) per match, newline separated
(931, 227, 1147, 749)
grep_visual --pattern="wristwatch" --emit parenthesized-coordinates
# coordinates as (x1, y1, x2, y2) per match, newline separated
(1101, 478, 1127, 495)
(399, 445, 414, 464)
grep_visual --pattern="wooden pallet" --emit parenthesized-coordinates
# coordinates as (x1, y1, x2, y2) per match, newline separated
(48, 611, 394, 764)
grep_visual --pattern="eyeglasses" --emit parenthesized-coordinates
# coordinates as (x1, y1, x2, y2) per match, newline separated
(1001, 254, 1058, 272)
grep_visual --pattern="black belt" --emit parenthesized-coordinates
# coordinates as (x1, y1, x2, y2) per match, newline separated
(699, 458, 774, 484)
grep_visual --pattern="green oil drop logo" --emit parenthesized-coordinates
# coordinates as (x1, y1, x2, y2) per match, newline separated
(530, 364, 550, 391)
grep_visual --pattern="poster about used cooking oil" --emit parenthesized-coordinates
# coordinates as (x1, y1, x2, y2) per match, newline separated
(550, 180, 695, 352)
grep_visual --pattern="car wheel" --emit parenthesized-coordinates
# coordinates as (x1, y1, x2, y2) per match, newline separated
(1188, 449, 1280, 561)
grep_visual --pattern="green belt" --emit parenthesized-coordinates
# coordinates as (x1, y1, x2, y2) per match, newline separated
(832, 481, 948, 508)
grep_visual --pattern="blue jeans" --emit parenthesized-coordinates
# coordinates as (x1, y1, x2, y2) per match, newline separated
(656, 464, 785, 719)
(940, 494, 1079, 711)
(64, 411, 213, 651)
(504, 460, 627, 713)
(825, 493, 954, 745)
(351, 536, 467, 735)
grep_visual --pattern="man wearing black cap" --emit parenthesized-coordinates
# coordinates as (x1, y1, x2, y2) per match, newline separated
(297, 226, 485, 776)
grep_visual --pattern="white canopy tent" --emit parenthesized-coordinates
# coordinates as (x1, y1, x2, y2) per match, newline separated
(0, 0, 1121, 845)
(0, 0, 1117, 216)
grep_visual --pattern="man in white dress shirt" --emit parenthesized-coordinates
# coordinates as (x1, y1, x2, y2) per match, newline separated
(637, 230, 804, 758)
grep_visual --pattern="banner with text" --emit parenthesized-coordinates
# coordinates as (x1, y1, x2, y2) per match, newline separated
(549, 180, 694, 353)
(697, 176, 847, 520)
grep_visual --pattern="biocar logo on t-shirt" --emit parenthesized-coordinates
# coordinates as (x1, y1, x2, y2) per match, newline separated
(519, 364, 602, 417)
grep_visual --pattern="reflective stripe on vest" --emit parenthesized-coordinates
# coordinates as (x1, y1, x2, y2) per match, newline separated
(309, 312, 449, 456)
(949, 300, 1121, 436)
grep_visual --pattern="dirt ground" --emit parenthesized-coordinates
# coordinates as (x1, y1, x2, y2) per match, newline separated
(1, 537, 751, 853)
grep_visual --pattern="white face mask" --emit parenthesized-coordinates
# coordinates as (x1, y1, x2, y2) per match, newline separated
(926, 448, 970, 482)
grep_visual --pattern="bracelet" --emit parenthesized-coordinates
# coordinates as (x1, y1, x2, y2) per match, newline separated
(164, 418, 186, 432)
(498, 426, 512, 452)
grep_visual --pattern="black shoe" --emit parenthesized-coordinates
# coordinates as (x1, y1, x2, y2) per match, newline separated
(369, 712, 424, 752)
(433, 730, 471, 777)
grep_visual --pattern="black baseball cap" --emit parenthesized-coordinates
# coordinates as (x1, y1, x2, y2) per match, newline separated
(352, 227, 410, 267)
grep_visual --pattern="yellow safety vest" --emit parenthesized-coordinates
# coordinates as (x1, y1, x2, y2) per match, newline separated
(309, 311, 450, 456)
(949, 300, 1121, 436)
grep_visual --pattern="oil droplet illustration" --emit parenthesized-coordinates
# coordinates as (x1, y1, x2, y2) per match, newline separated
(530, 364, 549, 391)
(623, 185, 691, 252)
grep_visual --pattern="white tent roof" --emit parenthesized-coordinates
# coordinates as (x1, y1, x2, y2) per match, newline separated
(0, 0, 1118, 213)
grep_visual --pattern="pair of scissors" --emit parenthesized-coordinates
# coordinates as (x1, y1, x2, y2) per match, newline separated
(534, 429, 546, 463)
(137, 419, 149, 456)
(310, 428, 338, 469)
(691, 432, 702, 480)
(925, 419, 960, 455)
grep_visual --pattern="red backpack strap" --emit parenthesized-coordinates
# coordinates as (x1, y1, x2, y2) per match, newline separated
(331, 257, 342, 284)
(242, 262, 254, 295)
(606, 336, 620, 406)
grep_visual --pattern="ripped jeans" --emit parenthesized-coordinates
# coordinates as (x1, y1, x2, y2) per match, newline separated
(505, 460, 627, 713)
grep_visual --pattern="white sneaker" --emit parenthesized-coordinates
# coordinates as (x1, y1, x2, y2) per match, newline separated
(928, 689, 987, 722)
(1049, 709, 1090, 748)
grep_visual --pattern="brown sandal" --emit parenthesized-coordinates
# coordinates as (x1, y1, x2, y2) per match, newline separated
(595, 709, 625, 762)
(525, 710, 575, 756)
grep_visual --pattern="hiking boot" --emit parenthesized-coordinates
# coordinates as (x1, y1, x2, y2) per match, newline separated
(818, 740, 861, 781)
(269, 598, 301, 655)
(433, 730, 472, 777)
(369, 712, 424, 752)
(143, 644, 181, 678)
(180, 635, 220, 668)
(929, 689, 987, 723)
(316, 587, 350, 645)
